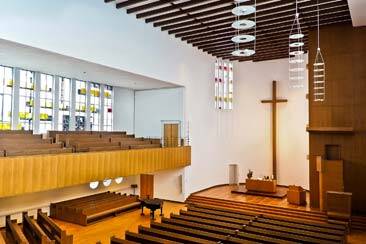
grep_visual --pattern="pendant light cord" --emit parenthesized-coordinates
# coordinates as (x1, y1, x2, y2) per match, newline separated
(317, 0, 320, 49)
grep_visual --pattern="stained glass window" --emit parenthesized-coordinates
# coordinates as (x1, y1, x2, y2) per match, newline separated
(59, 77, 71, 131)
(0, 66, 13, 130)
(75, 80, 87, 131)
(19, 70, 34, 130)
(90, 82, 100, 131)
(215, 60, 233, 110)
(39, 73, 54, 133)
(103, 85, 113, 131)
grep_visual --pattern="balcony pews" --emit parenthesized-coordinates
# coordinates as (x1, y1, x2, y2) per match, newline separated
(50, 192, 140, 226)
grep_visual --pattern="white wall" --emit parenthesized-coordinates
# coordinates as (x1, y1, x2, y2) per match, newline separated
(113, 87, 135, 134)
(0, 0, 309, 210)
(134, 88, 184, 138)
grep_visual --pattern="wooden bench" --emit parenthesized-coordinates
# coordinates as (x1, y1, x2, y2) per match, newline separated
(129, 144, 161, 150)
(22, 212, 55, 244)
(5, 216, 29, 244)
(50, 193, 140, 226)
(0, 232, 6, 244)
(125, 231, 180, 244)
(110, 236, 138, 244)
(37, 210, 73, 244)
(182, 206, 346, 243)
(5, 148, 73, 157)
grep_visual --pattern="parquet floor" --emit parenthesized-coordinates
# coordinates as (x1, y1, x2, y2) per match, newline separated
(55, 185, 366, 244)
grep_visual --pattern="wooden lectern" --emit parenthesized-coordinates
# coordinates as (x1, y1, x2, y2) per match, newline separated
(287, 185, 306, 205)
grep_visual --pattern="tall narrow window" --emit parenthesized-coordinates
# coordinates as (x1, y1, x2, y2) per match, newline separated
(90, 83, 100, 131)
(59, 77, 71, 131)
(215, 60, 233, 110)
(103, 85, 113, 131)
(0, 66, 13, 130)
(75, 80, 87, 131)
(39, 73, 54, 133)
(19, 70, 34, 130)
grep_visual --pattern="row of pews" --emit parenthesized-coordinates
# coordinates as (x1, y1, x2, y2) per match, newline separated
(50, 131, 161, 153)
(0, 131, 71, 157)
(2, 210, 72, 244)
(111, 203, 348, 244)
(0, 130, 161, 157)
(50, 192, 141, 226)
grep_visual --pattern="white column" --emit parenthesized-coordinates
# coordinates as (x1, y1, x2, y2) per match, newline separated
(69, 78, 76, 131)
(100, 85, 105, 131)
(53, 76, 60, 130)
(11, 68, 20, 130)
(85, 81, 91, 131)
(33, 72, 41, 134)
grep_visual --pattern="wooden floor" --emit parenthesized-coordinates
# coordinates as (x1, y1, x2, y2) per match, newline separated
(195, 184, 314, 211)
(54, 201, 186, 244)
(53, 185, 366, 244)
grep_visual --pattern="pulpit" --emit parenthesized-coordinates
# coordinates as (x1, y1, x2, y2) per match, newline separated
(246, 179, 277, 193)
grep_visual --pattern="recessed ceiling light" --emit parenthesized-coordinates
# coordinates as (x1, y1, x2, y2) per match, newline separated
(232, 49, 255, 57)
(231, 20, 256, 30)
(231, 35, 255, 43)
(232, 6, 256, 16)
(103, 179, 112, 187)
(89, 181, 99, 190)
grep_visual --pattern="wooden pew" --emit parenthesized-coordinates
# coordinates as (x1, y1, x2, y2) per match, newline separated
(22, 212, 54, 244)
(125, 231, 180, 244)
(149, 221, 262, 244)
(110, 236, 138, 244)
(37, 210, 73, 244)
(0, 143, 62, 150)
(167, 214, 334, 244)
(5, 216, 29, 244)
(0, 130, 33, 135)
(137, 225, 221, 244)
(51, 193, 140, 226)
(5, 148, 73, 157)
(180, 208, 345, 243)
(72, 142, 121, 152)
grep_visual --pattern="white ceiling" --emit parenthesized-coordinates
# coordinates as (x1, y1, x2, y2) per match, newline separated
(347, 0, 366, 27)
(0, 38, 178, 90)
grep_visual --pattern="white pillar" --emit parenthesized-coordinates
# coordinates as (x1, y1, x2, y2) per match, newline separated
(85, 81, 91, 131)
(100, 85, 105, 131)
(69, 78, 76, 131)
(33, 72, 41, 134)
(53, 76, 60, 130)
(11, 68, 20, 130)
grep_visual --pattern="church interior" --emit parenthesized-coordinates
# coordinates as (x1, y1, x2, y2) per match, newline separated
(0, 0, 365, 243)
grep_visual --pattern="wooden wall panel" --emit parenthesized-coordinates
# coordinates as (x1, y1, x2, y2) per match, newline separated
(0, 146, 191, 198)
(308, 23, 366, 213)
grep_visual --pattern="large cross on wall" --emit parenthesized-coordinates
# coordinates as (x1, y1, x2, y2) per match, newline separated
(261, 80, 288, 180)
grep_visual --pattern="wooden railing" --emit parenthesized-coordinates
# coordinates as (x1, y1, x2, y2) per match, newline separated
(0, 146, 191, 198)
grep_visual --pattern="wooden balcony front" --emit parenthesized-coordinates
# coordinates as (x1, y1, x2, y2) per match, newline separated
(0, 146, 191, 198)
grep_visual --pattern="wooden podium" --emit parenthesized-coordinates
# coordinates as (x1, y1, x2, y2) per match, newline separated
(246, 179, 277, 193)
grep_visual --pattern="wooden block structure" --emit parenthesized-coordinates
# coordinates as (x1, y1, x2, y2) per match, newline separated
(327, 191, 352, 221)
(140, 174, 154, 199)
(287, 185, 307, 206)
(317, 156, 345, 211)
(246, 179, 276, 193)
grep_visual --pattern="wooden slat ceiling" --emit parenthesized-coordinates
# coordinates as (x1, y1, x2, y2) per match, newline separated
(104, 0, 351, 62)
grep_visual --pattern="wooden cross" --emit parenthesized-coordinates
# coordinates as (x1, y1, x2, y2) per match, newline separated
(261, 80, 288, 180)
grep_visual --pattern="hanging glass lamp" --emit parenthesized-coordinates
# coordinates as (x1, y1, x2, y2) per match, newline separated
(313, 1, 325, 102)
